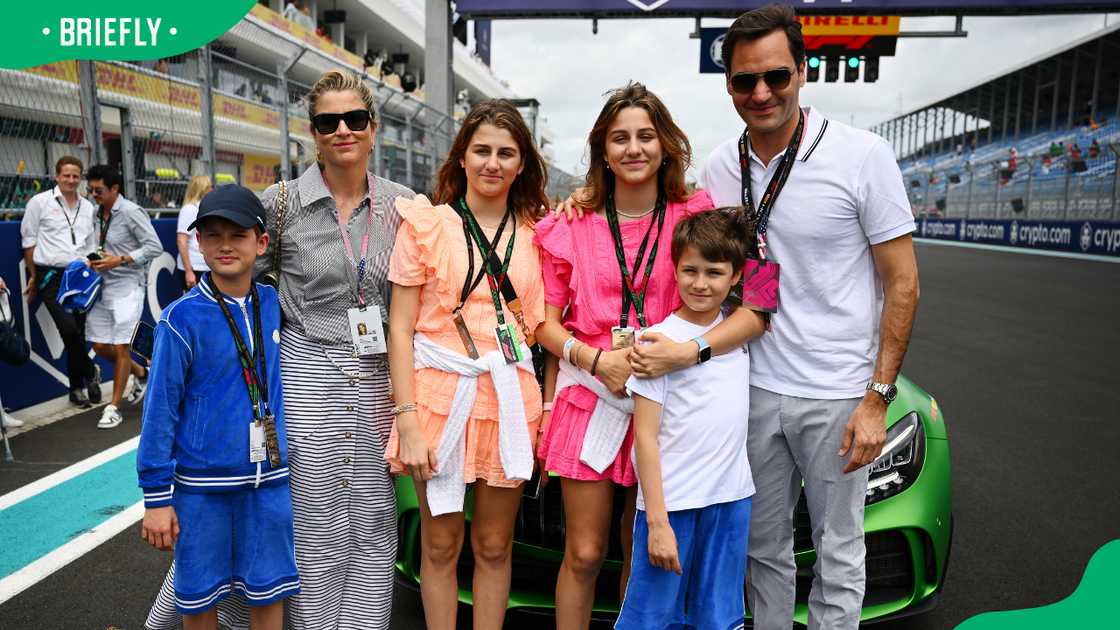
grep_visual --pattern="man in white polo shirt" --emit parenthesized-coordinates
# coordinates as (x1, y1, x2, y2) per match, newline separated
(700, 6, 920, 630)
(20, 156, 102, 408)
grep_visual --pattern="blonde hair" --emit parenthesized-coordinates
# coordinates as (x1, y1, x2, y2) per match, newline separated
(184, 175, 212, 206)
(305, 70, 378, 122)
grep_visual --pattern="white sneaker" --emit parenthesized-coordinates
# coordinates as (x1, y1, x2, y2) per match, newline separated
(97, 404, 123, 430)
(125, 369, 148, 405)
(1, 413, 24, 428)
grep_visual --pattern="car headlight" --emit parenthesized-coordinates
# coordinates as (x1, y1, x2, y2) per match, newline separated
(865, 411, 925, 505)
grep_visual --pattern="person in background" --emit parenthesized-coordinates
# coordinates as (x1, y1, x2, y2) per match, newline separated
(0, 275, 25, 428)
(176, 176, 214, 291)
(86, 164, 163, 429)
(20, 156, 101, 408)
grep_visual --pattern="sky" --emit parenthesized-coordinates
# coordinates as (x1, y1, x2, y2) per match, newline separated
(483, 12, 1119, 178)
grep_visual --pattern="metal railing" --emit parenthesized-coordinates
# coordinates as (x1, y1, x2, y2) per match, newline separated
(905, 143, 1119, 222)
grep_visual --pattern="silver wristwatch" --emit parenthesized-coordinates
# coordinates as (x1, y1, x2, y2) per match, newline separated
(867, 381, 898, 404)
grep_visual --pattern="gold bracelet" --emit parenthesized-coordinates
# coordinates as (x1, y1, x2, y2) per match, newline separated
(392, 402, 417, 416)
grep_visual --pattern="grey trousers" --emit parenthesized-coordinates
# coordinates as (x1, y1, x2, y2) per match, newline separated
(746, 386, 869, 630)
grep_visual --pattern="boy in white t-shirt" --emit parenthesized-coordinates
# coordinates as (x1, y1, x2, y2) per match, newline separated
(617, 210, 766, 630)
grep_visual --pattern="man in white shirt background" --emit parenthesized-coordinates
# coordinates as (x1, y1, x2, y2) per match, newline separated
(20, 156, 101, 408)
(699, 5, 920, 630)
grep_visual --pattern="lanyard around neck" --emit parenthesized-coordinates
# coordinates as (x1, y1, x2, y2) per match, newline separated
(605, 193, 667, 329)
(207, 274, 269, 417)
(56, 196, 79, 245)
(456, 197, 517, 326)
(456, 197, 513, 311)
(338, 177, 377, 306)
(738, 108, 806, 259)
(98, 208, 113, 250)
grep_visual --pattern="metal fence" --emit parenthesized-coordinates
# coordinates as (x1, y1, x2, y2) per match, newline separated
(906, 143, 1120, 221)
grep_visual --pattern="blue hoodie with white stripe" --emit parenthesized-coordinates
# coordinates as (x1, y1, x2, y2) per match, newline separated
(137, 277, 289, 508)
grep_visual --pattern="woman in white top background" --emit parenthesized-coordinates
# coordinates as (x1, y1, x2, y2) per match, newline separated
(175, 175, 213, 290)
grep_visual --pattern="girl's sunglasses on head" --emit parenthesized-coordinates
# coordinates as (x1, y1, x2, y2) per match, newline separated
(730, 68, 793, 94)
(311, 109, 372, 134)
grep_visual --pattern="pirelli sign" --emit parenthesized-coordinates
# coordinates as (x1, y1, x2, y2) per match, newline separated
(797, 15, 901, 36)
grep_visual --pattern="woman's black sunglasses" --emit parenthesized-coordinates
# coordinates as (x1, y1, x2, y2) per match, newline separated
(729, 68, 794, 95)
(311, 109, 372, 134)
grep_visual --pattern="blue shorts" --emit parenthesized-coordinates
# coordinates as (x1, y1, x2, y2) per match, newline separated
(172, 484, 300, 614)
(616, 497, 752, 630)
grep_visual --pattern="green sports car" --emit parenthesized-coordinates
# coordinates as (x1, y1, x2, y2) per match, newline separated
(394, 374, 952, 624)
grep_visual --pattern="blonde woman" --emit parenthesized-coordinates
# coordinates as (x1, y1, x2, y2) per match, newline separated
(145, 70, 414, 630)
(175, 175, 213, 290)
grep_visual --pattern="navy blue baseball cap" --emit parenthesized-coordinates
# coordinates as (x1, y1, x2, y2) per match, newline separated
(189, 184, 267, 232)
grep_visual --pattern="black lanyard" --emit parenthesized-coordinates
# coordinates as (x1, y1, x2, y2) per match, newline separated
(455, 197, 512, 311)
(57, 197, 79, 245)
(456, 198, 517, 326)
(207, 274, 269, 418)
(738, 108, 805, 259)
(605, 194, 667, 329)
(98, 208, 113, 250)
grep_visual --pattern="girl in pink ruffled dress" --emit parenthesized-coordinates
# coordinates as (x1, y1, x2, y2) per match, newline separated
(534, 83, 761, 629)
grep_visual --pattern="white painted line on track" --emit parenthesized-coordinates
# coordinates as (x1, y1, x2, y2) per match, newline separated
(0, 436, 140, 510)
(0, 501, 144, 605)
(915, 238, 1120, 264)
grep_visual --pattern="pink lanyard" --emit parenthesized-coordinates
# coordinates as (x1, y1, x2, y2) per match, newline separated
(338, 176, 377, 307)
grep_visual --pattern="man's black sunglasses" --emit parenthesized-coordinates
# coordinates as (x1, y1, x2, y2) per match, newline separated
(729, 68, 794, 95)
(311, 109, 373, 134)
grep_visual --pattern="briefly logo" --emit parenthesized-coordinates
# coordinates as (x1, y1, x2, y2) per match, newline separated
(1080, 222, 1092, 252)
(1009, 221, 1018, 245)
(625, 0, 671, 10)
(709, 34, 726, 70)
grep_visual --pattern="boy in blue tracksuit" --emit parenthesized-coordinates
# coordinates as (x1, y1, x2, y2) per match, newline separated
(137, 185, 298, 630)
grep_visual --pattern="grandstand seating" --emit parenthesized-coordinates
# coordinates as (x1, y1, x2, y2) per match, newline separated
(899, 117, 1118, 221)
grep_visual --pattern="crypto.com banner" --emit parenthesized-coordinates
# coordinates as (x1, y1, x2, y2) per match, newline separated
(455, 1, 1120, 17)
(916, 218, 1120, 257)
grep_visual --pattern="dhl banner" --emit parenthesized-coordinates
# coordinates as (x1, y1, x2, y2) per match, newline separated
(24, 60, 311, 141)
(244, 152, 281, 192)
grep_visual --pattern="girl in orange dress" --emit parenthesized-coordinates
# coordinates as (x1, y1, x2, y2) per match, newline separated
(385, 100, 548, 630)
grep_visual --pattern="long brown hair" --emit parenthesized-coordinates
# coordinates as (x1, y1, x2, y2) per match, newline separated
(434, 100, 549, 223)
(580, 82, 692, 210)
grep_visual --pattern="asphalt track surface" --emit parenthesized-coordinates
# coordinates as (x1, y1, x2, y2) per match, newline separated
(1, 241, 1117, 629)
